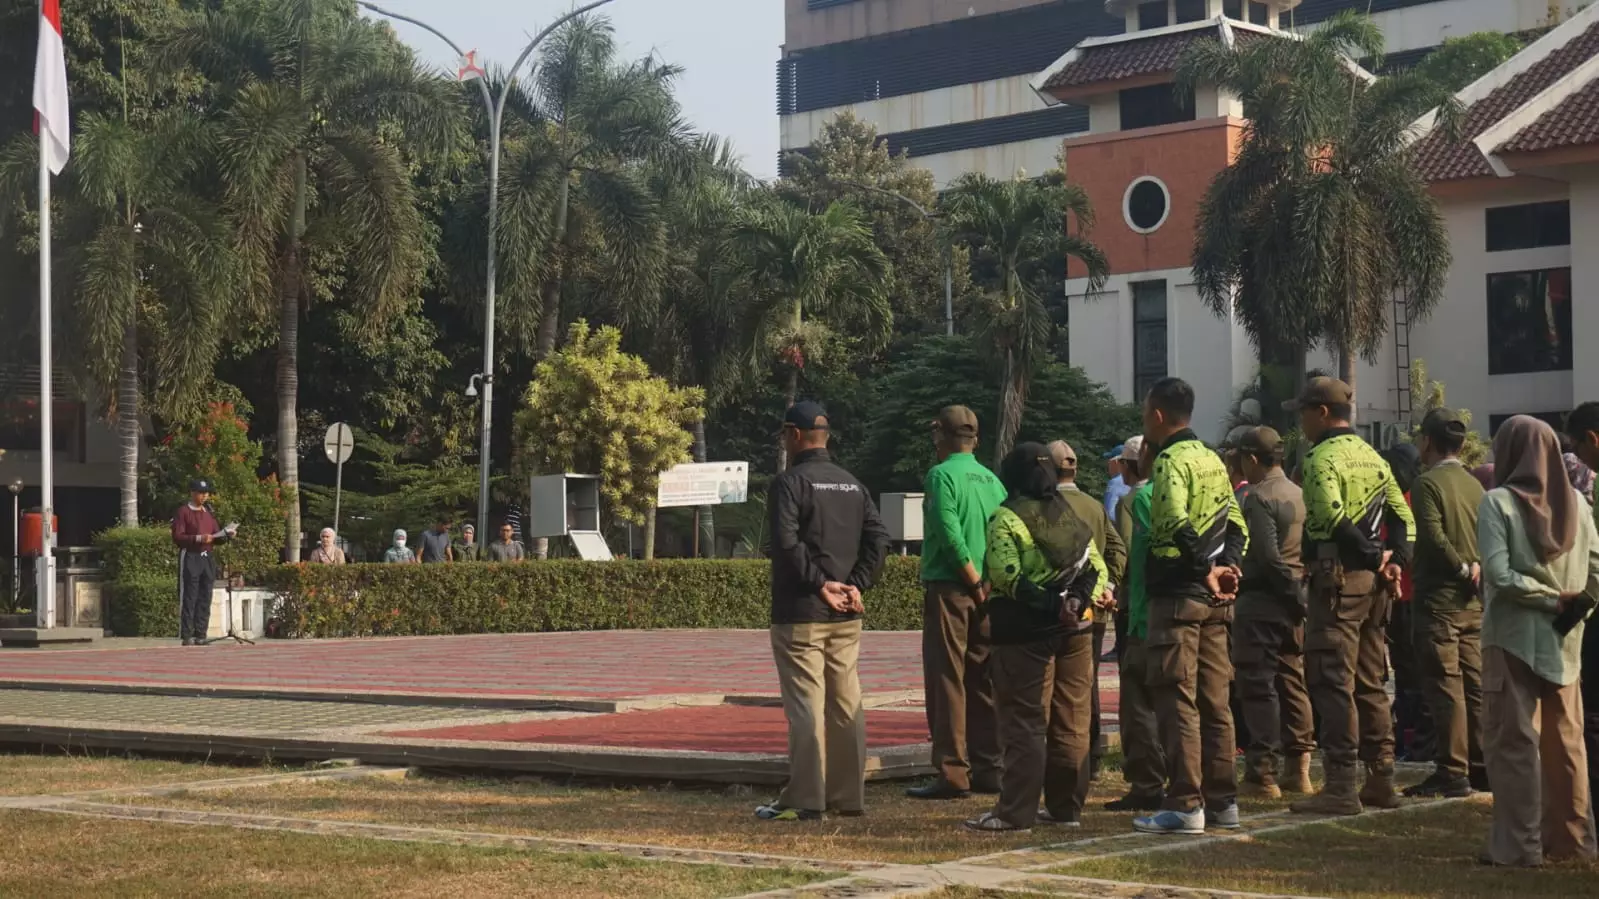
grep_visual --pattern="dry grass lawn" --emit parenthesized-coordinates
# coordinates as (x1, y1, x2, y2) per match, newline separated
(124, 774, 1186, 865)
(0, 749, 282, 796)
(1060, 798, 1599, 898)
(0, 810, 826, 899)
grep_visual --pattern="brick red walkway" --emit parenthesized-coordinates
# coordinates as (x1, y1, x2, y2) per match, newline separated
(0, 631, 935, 701)
(387, 705, 932, 753)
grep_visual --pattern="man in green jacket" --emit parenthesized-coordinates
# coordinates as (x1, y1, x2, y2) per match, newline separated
(1285, 377, 1415, 816)
(1050, 439, 1127, 781)
(1406, 408, 1486, 799)
(1109, 436, 1167, 811)
(910, 405, 1008, 800)
(1134, 377, 1249, 836)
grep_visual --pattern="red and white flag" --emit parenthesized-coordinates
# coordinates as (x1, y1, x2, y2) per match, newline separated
(34, 0, 71, 175)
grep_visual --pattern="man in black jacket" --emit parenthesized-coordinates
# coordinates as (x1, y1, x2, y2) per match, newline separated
(758, 401, 891, 822)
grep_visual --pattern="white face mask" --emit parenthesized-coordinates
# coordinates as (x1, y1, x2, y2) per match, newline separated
(395, 539, 406, 547)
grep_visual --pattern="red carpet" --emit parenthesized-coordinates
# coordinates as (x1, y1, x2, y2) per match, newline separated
(385, 705, 932, 754)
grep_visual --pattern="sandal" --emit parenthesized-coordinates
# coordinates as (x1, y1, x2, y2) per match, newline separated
(962, 812, 1031, 833)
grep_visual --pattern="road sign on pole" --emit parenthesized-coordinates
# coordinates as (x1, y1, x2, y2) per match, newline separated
(324, 423, 354, 534)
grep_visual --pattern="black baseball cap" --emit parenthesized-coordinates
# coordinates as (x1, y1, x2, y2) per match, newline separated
(188, 478, 214, 493)
(783, 401, 829, 431)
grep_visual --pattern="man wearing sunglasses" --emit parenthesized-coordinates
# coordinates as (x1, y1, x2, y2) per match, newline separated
(758, 401, 891, 822)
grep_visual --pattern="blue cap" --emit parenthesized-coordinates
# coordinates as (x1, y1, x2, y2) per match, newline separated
(1102, 444, 1125, 460)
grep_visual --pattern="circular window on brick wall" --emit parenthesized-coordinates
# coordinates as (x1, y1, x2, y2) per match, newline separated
(1124, 176, 1170, 234)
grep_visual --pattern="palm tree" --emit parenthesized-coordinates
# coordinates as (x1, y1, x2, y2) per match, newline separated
(942, 172, 1107, 465)
(158, 0, 461, 560)
(1179, 12, 1455, 415)
(725, 198, 891, 472)
(520, 15, 691, 361)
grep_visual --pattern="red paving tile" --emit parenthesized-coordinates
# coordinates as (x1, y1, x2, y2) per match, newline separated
(0, 631, 935, 700)
(386, 705, 932, 754)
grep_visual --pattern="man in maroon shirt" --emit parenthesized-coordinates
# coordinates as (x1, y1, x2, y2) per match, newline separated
(171, 479, 235, 645)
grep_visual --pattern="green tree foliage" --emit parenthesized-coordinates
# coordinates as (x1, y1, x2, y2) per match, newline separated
(942, 171, 1108, 464)
(850, 336, 1140, 497)
(147, 401, 287, 579)
(300, 430, 478, 560)
(158, 0, 464, 561)
(1410, 32, 1524, 93)
(513, 321, 705, 531)
(1404, 359, 1489, 468)
(724, 197, 891, 470)
(778, 113, 974, 337)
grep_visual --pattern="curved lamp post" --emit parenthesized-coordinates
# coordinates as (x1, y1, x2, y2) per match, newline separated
(359, 0, 615, 543)
(825, 177, 955, 337)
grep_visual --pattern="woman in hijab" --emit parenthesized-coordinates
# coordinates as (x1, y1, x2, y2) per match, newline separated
(383, 529, 417, 564)
(964, 443, 1109, 833)
(1478, 415, 1599, 866)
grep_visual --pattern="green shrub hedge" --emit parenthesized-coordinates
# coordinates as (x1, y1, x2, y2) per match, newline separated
(266, 556, 924, 638)
(107, 575, 179, 638)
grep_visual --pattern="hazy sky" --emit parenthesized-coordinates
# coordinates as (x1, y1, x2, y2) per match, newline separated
(362, 0, 785, 179)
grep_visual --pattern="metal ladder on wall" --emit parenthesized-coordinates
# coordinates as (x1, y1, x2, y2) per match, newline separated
(1392, 292, 1414, 431)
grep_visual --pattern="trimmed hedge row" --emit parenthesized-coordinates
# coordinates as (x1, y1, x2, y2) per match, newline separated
(265, 556, 925, 638)
(99, 528, 180, 637)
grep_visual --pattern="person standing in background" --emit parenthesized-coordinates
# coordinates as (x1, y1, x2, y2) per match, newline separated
(418, 518, 453, 563)
(1562, 401, 1599, 823)
(1107, 437, 1167, 811)
(383, 529, 416, 564)
(487, 523, 526, 562)
(1477, 415, 1597, 866)
(1382, 443, 1434, 766)
(759, 402, 890, 822)
(1104, 445, 1129, 522)
(1134, 378, 1248, 835)
(1050, 440, 1126, 783)
(1232, 428, 1316, 799)
(1287, 377, 1413, 816)
(171, 478, 235, 646)
(1407, 409, 1486, 799)
(454, 523, 481, 562)
(910, 406, 1008, 801)
(308, 528, 345, 564)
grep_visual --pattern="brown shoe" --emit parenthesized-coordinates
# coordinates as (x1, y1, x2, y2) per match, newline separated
(1238, 776, 1282, 800)
(1359, 766, 1400, 810)
(1291, 765, 1362, 816)
(1280, 753, 1314, 794)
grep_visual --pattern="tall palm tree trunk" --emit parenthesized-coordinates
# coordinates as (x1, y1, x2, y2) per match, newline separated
(995, 347, 1023, 467)
(692, 418, 713, 558)
(278, 153, 308, 563)
(535, 172, 573, 362)
(776, 300, 802, 473)
(1339, 346, 1358, 427)
(117, 316, 139, 526)
(642, 505, 656, 560)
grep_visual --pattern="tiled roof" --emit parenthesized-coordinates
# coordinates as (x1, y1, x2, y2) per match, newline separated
(1411, 18, 1599, 182)
(1498, 77, 1599, 154)
(1043, 26, 1270, 91)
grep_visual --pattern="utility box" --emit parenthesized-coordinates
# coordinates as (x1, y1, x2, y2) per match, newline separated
(880, 492, 924, 543)
(528, 474, 613, 561)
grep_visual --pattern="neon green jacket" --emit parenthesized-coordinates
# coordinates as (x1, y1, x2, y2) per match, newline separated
(1126, 482, 1154, 638)
(985, 503, 1109, 643)
(1147, 430, 1249, 598)
(1302, 429, 1415, 571)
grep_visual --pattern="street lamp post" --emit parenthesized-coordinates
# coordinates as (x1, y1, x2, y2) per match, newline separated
(7, 480, 20, 608)
(826, 178, 955, 337)
(359, 0, 615, 543)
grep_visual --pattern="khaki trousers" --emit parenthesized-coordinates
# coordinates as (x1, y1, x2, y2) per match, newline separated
(1146, 596, 1237, 812)
(1305, 573, 1395, 772)
(1118, 634, 1168, 798)
(1233, 606, 1316, 781)
(990, 630, 1095, 827)
(922, 582, 1001, 790)
(772, 621, 867, 814)
(1482, 646, 1596, 866)
(1417, 604, 1484, 779)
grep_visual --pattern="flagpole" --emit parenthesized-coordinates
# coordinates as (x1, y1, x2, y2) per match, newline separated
(37, 103, 56, 630)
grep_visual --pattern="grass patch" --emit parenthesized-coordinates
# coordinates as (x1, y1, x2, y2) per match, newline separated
(1059, 798, 1599, 898)
(0, 810, 825, 898)
(121, 775, 1163, 865)
(0, 749, 286, 796)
